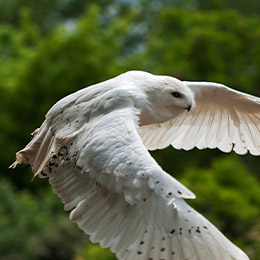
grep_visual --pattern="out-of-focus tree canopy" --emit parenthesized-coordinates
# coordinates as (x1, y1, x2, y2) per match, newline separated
(0, 0, 259, 259)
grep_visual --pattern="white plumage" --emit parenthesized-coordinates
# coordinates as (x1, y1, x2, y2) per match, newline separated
(11, 71, 260, 260)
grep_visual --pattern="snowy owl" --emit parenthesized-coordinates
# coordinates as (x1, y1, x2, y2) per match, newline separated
(11, 71, 260, 260)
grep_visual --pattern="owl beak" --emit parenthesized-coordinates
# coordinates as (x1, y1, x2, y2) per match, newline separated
(187, 105, 192, 112)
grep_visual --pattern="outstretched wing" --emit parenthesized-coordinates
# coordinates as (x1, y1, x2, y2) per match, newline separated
(140, 82, 260, 155)
(11, 86, 248, 260)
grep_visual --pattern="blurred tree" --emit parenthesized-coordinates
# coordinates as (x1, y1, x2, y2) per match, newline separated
(195, 0, 260, 15)
(74, 244, 116, 260)
(0, 179, 86, 260)
(142, 8, 260, 95)
(141, 0, 260, 15)
(0, 0, 112, 33)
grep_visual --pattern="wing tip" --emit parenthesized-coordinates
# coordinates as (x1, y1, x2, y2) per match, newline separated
(9, 151, 31, 169)
(9, 161, 19, 169)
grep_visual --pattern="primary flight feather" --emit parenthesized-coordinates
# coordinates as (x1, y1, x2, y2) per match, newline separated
(11, 70, 260, 260)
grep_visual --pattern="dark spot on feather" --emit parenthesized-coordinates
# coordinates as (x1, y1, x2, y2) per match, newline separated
(149, 258, 153, 260)
(156, 181, 160, 184)
(185, 219, 188, 222)
(203, 226, 208, 229)
(140, 241, 144, 245)
(179, 227, 182, 235)
(162, 237, 165, 241)
(168, 192, 172, 196)
(48, 167, 52, 173)
(76, 120, 78, 123)
(172, 252, 175, 255)
(41, 171, 47, 177)
(137, 251, 142, 255)
(151, 246, 154, 249)
(196, 227, 201, 233)
(189, 226, 194, 234)
(177, 190, 182, 195)
(143, 198, 146, 202)
(170, 229, 175, 234)
(187, 210, 191, 213)
(161, 248, 165, 252)
(145, 230, 148, 233)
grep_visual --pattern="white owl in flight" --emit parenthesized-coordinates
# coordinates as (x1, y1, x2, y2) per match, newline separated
(11, 71, 260, 260)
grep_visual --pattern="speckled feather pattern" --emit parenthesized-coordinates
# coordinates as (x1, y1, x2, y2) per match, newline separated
(11, 71, 259, 260)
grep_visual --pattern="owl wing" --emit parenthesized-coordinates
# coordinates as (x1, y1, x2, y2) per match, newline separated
(140, 81, 260, 155)
(11, 86, 248, 260)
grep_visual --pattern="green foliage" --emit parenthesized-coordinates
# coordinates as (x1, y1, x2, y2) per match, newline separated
(141, 0, 260, 15)
(143, 8, 260, 95)
(1, 1, 260, 259)
(0, 0, 113, 33)
(0, 179, 86, 260)
(75, 244, 116, 260)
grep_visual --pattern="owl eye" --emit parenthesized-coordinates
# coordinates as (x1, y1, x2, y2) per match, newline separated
(171, 92, 181, 98)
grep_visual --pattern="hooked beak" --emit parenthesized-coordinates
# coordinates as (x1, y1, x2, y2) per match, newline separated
(187, 105, 192, 112)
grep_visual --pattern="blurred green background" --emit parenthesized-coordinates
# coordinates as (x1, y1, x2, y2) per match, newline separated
(0, 0, 260, 259)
